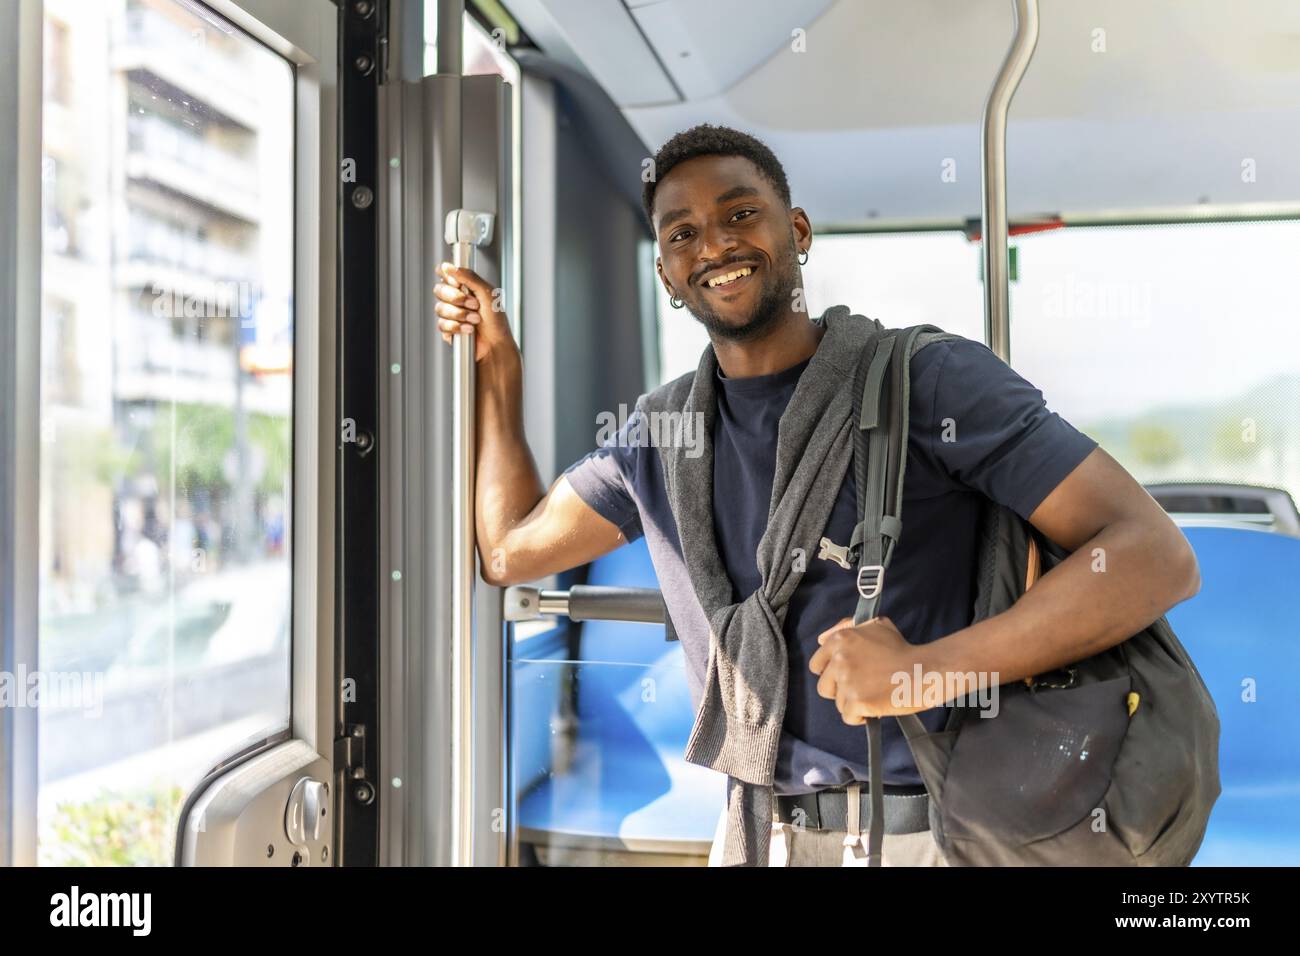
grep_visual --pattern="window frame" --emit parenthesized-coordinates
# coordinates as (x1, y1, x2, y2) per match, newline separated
(1, 0, 44, 869)
(176, 0, 339, 861)
(1, 0, 338, 867)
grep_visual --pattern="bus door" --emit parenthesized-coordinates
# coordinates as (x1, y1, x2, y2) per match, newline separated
(2, 0, 348, 867)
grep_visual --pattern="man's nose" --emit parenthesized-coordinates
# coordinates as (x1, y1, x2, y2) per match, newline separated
(696, 223, 738, 266)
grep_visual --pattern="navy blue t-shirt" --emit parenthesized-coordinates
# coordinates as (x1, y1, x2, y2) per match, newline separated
(562, 323, 1098, 794)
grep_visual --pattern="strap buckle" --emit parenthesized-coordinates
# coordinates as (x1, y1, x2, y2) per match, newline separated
(817, 536, 854, 571)
(856, 564, 885, 600)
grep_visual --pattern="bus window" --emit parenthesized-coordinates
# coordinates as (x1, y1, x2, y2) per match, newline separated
(653, 230, 986, 384)
(37, 0, 295, 865)
(1008, 220, 1300, 507)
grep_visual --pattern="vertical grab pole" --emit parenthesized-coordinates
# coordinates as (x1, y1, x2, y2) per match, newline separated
(446, 210, 493, 866)
(431, 1, 506, 869)
(450, 224, 474, 869)
(981, 0, 1039, 363)
(451, 237, 474, 870)
(436, 0, 474, 870)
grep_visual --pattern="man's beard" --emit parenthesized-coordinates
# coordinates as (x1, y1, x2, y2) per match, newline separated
(683, 246, 799, 343)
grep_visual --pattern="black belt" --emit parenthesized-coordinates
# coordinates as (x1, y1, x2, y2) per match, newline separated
(775, 784, 930, 835)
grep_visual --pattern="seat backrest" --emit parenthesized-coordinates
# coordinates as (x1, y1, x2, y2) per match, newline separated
(573, 538, 694, 756)
(1167, 524, 1300, 783)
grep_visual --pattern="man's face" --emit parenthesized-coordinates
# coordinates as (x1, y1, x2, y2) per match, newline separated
(653, 155, 810, 342)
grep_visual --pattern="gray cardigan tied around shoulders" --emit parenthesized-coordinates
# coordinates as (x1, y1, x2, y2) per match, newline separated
(640, 305, 880, 866)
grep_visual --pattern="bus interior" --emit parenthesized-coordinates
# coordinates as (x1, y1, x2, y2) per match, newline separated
(2, 0, 1299, 869)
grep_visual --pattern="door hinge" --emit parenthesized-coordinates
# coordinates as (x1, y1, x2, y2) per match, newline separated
(335, 723, 368, 779)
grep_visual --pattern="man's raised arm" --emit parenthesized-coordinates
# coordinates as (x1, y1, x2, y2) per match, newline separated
(434, 262, 627, 587)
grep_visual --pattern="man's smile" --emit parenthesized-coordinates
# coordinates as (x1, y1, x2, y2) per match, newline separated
(699, 261, 760, 294)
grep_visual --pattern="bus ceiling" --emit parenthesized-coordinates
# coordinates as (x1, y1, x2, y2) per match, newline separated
(498, 0, 1300, 229)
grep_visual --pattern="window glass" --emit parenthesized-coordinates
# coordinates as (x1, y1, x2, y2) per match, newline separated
(1009, 221, 1300, 503)
(38, 0, 295, 866)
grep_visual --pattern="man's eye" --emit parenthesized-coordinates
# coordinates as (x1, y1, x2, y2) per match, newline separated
(731, 209, 755, 222)
(670, 230, 692, 242)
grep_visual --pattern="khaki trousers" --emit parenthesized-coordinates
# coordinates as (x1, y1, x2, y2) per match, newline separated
(707, 782, 950, 867)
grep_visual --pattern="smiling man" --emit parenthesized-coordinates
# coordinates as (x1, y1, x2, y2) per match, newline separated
(433, 123, 1200, 867)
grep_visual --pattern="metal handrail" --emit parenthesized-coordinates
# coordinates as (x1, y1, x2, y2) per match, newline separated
(503, 584, 666, 625)
(981, 0, 1039, 363)
(438, 0, 474, 871)
(447, 207, 496, 864)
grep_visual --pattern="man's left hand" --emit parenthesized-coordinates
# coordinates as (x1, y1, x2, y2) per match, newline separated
(809, 616, 926, 724)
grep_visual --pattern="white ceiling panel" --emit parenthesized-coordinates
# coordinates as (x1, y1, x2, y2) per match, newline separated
(520, 0, 1300, 221)
(507, 0, 679, 105)
(614, 0, 1300, 223)
(627, 0, 836, 101)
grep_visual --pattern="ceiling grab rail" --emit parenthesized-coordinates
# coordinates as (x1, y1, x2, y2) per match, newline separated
(981, 0, 1039, 363)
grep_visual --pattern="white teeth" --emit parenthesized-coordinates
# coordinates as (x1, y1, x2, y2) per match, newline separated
(707, 266, 754, 288)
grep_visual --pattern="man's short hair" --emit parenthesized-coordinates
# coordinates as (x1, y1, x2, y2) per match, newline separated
(642, 124, 792, 231)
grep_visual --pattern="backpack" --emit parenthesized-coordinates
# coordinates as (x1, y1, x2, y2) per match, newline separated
(846, 323, 1222, 867)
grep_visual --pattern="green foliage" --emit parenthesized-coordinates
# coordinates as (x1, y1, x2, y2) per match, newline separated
(1212, 415, 1260, 461)
(49, 420, 140, 488)
(249, 411, 291, 494)
(149, 402, 290, 493)
(151, 402, 234, 487)
(1129, 423, 1182, 467)
(39, 782, 186, 867)
(88, 427, 141, 485)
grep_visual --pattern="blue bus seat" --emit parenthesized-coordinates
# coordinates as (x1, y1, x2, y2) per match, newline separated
(514, 538, 724, 860)
(1169, 524, 1300, 865)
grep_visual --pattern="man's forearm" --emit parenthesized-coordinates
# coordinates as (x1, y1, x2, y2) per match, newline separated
(473, 349, 544, 559)
(921, 518, 1199, 692)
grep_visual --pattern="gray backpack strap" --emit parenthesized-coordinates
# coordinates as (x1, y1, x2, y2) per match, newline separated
(849, 324, 956, 866)
(851, 326, 953, 625)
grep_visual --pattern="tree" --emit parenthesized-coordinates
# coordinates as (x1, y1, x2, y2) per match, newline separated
(1130, 423, 1182, 468)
